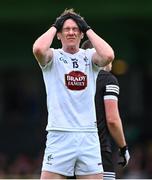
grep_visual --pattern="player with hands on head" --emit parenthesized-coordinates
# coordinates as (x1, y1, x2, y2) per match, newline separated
(81, 39, 130, 180)
(33, 8, 114, 179)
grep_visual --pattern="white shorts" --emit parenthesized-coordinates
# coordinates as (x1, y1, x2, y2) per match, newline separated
(41, 131, 103, 176)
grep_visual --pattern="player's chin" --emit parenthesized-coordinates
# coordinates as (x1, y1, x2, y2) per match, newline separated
(67, 39, 76, 43)
(67, 41, 77, 47)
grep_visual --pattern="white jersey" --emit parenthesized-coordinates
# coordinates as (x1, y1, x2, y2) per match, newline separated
(40, 48, 100, 132)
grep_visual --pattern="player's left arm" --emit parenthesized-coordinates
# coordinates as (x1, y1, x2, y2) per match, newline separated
(105, 99, 130, 167)
(86, 29, 115, 67)
(104, 99, 126, 148)
(68, 14, 114, 67)
(103, 75, 130, 167)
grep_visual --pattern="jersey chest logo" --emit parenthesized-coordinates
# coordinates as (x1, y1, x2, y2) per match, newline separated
(65, 71, 87, 90)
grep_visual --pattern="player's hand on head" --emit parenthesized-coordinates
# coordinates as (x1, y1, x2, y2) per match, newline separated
(69, 14, 91, 33)
(52, 14, 71, 32)
(118, 145, 130, 167)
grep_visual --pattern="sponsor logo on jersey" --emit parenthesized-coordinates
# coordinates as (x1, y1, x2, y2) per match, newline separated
(65, 71, 87, 90)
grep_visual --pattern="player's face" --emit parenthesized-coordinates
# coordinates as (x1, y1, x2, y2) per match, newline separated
(58, 19, 83, 48)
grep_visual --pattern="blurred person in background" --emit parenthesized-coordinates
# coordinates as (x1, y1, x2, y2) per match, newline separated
(81, 39, 130, 180)
(33, 8, 114, 179)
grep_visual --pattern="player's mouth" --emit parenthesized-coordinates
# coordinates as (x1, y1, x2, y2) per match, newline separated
(67, 37, 75, 40)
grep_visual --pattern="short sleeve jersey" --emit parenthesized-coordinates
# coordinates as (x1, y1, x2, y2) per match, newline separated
(95, 70, 119, 151)
(40, 48, 100, 132)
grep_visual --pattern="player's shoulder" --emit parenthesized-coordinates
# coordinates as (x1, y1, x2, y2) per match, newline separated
(97, 70, 119, 85)
(52, 48, 62, 56)
(98, 70, 116, 79)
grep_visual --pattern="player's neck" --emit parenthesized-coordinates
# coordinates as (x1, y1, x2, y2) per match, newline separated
(62, 46, 79, 54)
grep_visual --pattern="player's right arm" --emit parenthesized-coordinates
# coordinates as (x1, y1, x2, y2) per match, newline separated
(33, 14, 71, 66)
(32, 26, 56, 66)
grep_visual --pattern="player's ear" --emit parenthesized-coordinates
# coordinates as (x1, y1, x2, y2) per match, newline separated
(81, 33, 84, 39)
(57, 32, 61, 40)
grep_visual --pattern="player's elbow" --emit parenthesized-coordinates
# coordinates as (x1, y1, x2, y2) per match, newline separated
(33, 44, 43, 57)
(101, 50, 115, 67)
(106, 115, 118, 127)
(106, 50, 115, 63)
